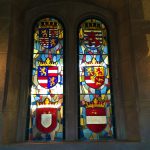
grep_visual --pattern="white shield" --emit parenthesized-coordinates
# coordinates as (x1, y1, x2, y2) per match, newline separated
(41, 114, 52, 128)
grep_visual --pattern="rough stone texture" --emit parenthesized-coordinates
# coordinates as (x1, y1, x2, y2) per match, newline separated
(0, 142, 150, 150)
(115, 1, 140, 140)
(0, 0, 11, 144)
(142, 0, 150, 20)
(0, 54, 7, 110)
(129, 0, 150, 142)
(0, 0, 10, 108)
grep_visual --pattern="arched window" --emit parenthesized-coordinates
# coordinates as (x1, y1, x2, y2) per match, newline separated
(28, 17, 114, 142)
(78, 18, 114, 140)
(29, 17, 64, 141)
(2, 0, 141, 144)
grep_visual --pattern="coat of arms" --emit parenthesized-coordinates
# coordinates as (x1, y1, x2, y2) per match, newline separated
(36, 107, 57, 133)
(84, 66, 105, 89)
(84, 31, 102, 48)
(38, 20, 59, 49)
(38, 58, 58, 89)
(79, 20, 103, 49)
(85, 98, 107, 133)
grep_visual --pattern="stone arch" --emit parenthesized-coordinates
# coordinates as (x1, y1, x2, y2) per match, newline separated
(1, 0, 140, 143)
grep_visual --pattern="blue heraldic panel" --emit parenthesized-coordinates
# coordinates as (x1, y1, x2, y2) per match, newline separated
(78, 18, 114, 140)
(29, 17, 64, 142)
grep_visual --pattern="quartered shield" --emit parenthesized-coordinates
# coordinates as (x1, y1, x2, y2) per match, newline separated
(36, 108, 57, 133)
(86, 107, 107, 133)
(39, 28, 58, 49)
(84, 66, 105, 89)
(38, 66, 58, 89)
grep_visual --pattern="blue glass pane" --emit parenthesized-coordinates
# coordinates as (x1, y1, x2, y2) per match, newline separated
(79, 18, 114, 140)
(29, 17, 64, 141)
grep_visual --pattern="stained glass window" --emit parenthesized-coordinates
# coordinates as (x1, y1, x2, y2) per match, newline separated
(29, 17, 64, 141)
(78, 18, 114, 140)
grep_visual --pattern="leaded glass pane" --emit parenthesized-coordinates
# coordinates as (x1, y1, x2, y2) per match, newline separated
(29, 18, 64, 141)
(79, 18, 114, 140)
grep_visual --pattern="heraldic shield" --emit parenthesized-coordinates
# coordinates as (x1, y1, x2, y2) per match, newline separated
(84, 66, 105, 89)
(38, 66, 58, 89)
(86, 107, 107, 133)
(83, 31, 102, 48)
(39, 28, 58, 49)
(36, 108, 57, 133)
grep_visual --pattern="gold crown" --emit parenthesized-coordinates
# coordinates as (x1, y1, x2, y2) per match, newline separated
(36, 98, 50, 106)
(86, 98, 105, 108)
(85, 58, 101, 66)
(36, 98, 61, 108)
(39, 19, 58, 29)
(84, 20, 102, 30)
(38, 58, 57, 66)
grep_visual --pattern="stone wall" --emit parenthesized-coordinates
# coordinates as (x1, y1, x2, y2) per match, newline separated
(0, 0, 150, 149)
(133, 0, 150, 142)
(0, 0, 11, 143)
(116, 1, 140, 140)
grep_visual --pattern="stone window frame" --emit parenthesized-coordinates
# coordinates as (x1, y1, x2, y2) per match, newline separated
(2, 1, 140, 143)
(24, 7, 123, 141)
